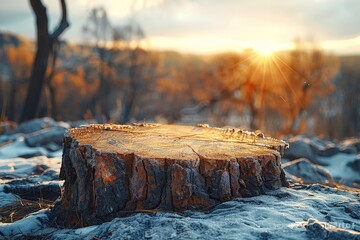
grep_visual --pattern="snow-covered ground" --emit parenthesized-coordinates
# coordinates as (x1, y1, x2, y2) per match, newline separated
(0, 184, 359, 239)
(0, 139, 62, 159)
(0, 119, 359, 239)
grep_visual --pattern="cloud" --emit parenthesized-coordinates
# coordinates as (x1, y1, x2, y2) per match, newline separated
(133, 0, 360, 41)
(0, 0, 359, 54)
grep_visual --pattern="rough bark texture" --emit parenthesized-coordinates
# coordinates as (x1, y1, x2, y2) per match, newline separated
(50, 124, 289, 227)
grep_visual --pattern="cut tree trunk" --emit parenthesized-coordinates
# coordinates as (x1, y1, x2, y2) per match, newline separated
(50, 124, 289, 227)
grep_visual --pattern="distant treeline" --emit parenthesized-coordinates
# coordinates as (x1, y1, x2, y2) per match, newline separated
(0, 32, 359, 139)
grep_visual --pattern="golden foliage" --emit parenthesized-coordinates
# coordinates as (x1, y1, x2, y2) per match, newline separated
(7, 45, 33, 81)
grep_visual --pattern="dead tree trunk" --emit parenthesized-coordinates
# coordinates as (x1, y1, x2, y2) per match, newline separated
(46, 40, 60, 120)
(8, 80, 17, 121)
(50, 123, 289, 228)
(20, 0, 69, 122)
(120, 49, 138, 123)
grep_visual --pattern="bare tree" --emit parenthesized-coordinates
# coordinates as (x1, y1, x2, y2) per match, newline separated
(83, 7, 112, 121)
(20, 0, 69, 122)
(339, 57, 360, 137)
(45, 40, 61, 119)
(286, 48, 338, 134)
(117, 22, 146, 123)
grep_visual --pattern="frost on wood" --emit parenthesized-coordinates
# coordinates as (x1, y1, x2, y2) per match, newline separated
(50, 124, 289, 227)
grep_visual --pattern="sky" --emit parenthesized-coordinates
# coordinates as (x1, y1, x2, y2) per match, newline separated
(0, 0, 360, 55)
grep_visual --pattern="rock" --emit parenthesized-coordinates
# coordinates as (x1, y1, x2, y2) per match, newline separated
(18, 150, 47, 159)
(43, 142, 63, 152)
(24, 127, 66, 148)
(347, 156, 360, 173)
(14, 117, 69, 134)
(40, 169, 59, 181)
(309, 138, 340, 157)
(283, 158, 334, 186)
(305, 218, 360, 240)
(339, 144, 357, 154)
(5, 169, 59, 184)
(31, 163, 50, 175)
(284, 137, 319, 164)
(341, 138, 360, 153)
(3, 183, 61, 201)
(50, 123, 288, 227)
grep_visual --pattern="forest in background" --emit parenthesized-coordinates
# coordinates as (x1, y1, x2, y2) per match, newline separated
(0, 6, 359, 139)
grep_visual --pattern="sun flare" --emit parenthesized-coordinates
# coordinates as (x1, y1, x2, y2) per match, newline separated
(256, 47, 274, 57)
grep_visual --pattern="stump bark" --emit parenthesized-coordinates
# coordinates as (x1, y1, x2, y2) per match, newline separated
(51, 124, 289, 227)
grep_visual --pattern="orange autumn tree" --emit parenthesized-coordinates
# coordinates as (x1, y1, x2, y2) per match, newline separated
(6, 44, 33, 120)
(273, 43, 339, 134)
(154, 47, 338, 135)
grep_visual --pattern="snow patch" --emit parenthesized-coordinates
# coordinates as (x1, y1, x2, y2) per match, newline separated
(0, 210, 49, 238)
(0, 139, 62, 159)
(320, 153, 360, 184)
(0, 156, 62, 179)
(0, 185, 20, 208)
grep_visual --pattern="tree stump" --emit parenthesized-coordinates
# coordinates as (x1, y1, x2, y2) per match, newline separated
(50, 123, 289, 227)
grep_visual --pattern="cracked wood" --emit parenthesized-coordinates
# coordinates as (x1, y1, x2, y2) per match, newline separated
(50, 123, 289, 227)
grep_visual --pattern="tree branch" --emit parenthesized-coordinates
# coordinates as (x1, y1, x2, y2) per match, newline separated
(50, 0, 69, 40)
(30, 0, 46, 17)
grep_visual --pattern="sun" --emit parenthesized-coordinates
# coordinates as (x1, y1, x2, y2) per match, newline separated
(250, 41, 282, 58)
(256, 47, 275, 57)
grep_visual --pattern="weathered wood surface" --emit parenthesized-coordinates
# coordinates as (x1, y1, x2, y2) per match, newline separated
(50, 123, 289, 227)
